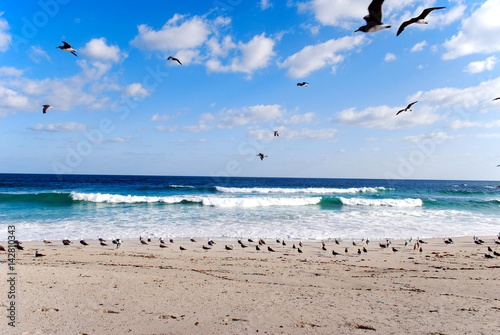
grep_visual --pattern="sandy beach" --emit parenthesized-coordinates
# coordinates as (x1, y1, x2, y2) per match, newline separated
(1, 236, 499, 335)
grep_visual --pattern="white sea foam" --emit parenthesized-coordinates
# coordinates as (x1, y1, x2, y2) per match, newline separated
(339, 197, 423, 207)
(70, 192, 322, 208)
(215, 186, 388, 194)
(199, 197, 322, 208)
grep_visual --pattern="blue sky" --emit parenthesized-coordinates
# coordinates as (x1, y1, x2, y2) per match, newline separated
(1, 0, 500, 180)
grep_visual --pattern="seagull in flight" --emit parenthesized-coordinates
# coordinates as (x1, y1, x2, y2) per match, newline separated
(274, 131, 280, 137)
(167, 56, 182, 65)
(57, 41, 77, 56)
(257, 153, 268, 161)
(355, 0, 391, 33)
(493, 97, 500, 101)
(42, 105, 53, 114)
(397, 7, 446, 36)
(297, 82, 308, 87)
(396, 101, 418, 116)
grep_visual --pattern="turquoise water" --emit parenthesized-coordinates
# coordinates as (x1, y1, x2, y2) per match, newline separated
(0, 174, 499, 241)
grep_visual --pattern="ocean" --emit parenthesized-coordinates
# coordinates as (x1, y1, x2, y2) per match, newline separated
(0, 173, 499, 241)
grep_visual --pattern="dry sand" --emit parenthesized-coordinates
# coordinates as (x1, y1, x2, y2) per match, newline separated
(1, 236, 499, 335)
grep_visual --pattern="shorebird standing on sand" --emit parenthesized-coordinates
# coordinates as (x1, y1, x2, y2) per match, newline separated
(57, 41, 77, 56)
(35, 250, 45, 257)
(397, 7, 446, 36)
(355, 0, 391, 33)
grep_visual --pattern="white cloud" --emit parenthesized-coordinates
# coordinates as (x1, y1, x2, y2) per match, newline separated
(151, 113, 170, 121)
(464, 56, 497, 74)
(182, 123, 213, 133)
(476, 133, 500, 138)
(443, 0, 500, 59)
(0, 12, 11, 52)
(247, 127, 338, 140)
(448, 119, 500, 129)
(279, 35, 365, 78)
(29, 122, 87, 132)
(384, 52, 397, 62)
(402, 132, 461, 143)
(410, 41, 427, 52)
(0, 85, 29, 117)
(219, 104, 285, 128)
(206, 33, 275, 77)
(123, 83, 150, 97)
(0, 66, 23, 77)
(334, 104, 442, 130)
(29, 46, 51, 63)
(281, 112, 315, 125)
(409, 76, 500, 112)
(260, 0, 273, 10)
(109, 136, 132, 143)
(81, 38, 123, 62)
(155, 125, 178, 132)
(297, 0, 368, 29)
(131, 15, 210, 52)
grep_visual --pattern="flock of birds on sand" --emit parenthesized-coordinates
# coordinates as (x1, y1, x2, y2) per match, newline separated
(2, 233, 499, 260)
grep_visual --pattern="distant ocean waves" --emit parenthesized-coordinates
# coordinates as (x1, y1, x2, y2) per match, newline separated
(5, 190, 500, 210)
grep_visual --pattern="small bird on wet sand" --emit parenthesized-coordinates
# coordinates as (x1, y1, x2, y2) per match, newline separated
(43, 239, 52, 244)
(363, 247, 367, 253)
(80, 239, 88, 246)
(396, 101, 418, 116)
(159, 243, 168, 248)
(159, 237, 166, 244)
(495, 239, 500, 245)
(240, 243, 248, 248)
(268, 246, 275, 252)
(345, 247, 348, 253)
(100, 240, 107, 247)
(357, 248, 362, 255)
(169, 238, 174, 243)
(57, 41, 77, 56)
(115, 239, 122, 248)
(98, 237, 106, 242)
(485, 253, 494, 259)
(259, 238, 266, 245)
(293, 244, 296, 249)
(202, 245, 211, 250)
(487, 246, 493, 252)
(417, 237, 427, 244)
(257, 153, 268, 161)
(42, 105, 53, 114)
(335, 239, 340, 245)
(355, 0, 391, 33)
(299, 241, 303, 247)
(62, 239, 72, 246)
(493, 251, 500, 257)
(332, 250, 341, 256)
(179, 246, 186, 251)
(298, 248, 303, 253)
(140, 236, 148, 245)
(225, 245, 233, 251)
(35, 250, 45, 257)
(167, 56, 182, 65)
(352, 241, 357, 246)
(15, 243, 24, 250)
(190, 238, 196, 243)
(392, 247, 399, 252)
(444, 237, 454, 244)
(322, 244, 327, 251)
(397, 7, 446, 36)
(297, 82, 308, 87)
(256, 245, 261, 251)
(0, 245, 6, 251)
